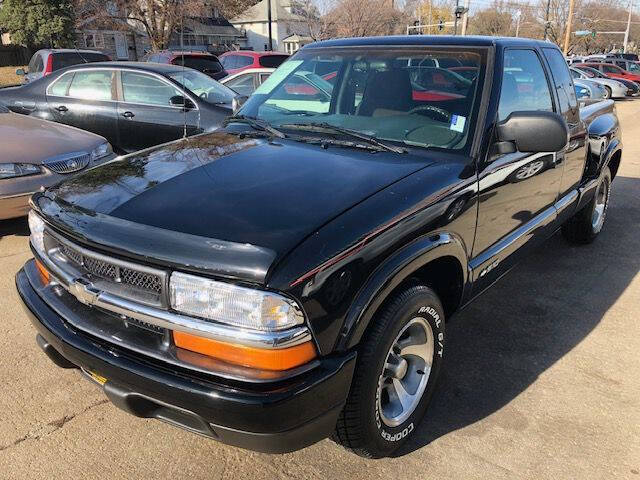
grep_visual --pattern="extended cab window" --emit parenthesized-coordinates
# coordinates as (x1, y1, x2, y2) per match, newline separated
(68, 70, 114, 101)
(499, 49, 553, 121)
(543, 48, 578, 120)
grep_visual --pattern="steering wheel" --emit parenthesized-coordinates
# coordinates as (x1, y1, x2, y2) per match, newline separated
(407, 105, 451, 123)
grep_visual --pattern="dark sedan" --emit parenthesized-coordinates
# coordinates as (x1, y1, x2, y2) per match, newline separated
(0, 62, 236, 153)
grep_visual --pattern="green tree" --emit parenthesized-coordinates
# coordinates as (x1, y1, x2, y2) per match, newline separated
(0, 0, 74, 48)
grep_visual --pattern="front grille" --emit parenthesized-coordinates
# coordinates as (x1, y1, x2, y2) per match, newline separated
(44, 153, 90, 174)
(45, 231, 168, 308)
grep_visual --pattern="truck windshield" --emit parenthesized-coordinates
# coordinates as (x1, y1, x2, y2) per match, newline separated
(238, 46, 487, 152)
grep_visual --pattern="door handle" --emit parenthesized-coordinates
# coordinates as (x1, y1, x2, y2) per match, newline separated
(55, 105, 68, 112)
(121, 111, 135, 119)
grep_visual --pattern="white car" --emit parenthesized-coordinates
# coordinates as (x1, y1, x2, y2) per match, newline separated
(220, 68, 275, 97)
(570, 67, 628, 99)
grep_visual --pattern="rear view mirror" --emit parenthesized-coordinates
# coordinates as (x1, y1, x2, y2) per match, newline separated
(232, 95, 249, 114)
(169, 95, 195, 110)
(15, 68, 25, 76)
(496, 111, 569, 153)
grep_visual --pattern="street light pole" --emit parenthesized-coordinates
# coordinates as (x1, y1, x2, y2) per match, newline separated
(624, 0, 633, 53)
(461, 0, 471, 35)
(563, 0, 575, 55)
(453, 0, 459, 35)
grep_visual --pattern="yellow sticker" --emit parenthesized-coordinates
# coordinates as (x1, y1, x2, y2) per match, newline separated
(87, 370, 107, 385)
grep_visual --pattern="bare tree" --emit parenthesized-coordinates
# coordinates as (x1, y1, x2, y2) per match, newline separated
(325, 0, 408, 38)
(290, 0, 334, 41)
(76, 0, 201, 51)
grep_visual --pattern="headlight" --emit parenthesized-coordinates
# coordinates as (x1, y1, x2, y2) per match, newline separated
(28, 210, 46, 257)
(90, 142, 112, 161)
(0, 163, 42, 179)
(170, 272, 305, 331)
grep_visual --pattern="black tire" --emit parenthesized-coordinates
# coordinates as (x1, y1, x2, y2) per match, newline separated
(332, 285, 445, 458)
(603, 86, 612, 99)
(562, 166, 612, 244)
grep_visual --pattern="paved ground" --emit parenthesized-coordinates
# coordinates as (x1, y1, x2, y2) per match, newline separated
(0, 101, 639, 480)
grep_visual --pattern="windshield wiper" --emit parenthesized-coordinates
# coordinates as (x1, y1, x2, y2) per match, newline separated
(224, 115, 286, 138)
(280, 123, 406, 154)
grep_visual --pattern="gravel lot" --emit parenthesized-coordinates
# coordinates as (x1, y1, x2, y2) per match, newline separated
(0, 100, 639, 479)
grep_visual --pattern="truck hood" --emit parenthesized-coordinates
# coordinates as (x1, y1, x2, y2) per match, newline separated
(39, 131, 432, 283)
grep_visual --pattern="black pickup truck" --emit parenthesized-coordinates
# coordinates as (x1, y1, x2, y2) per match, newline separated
(16, 36, 622, 458)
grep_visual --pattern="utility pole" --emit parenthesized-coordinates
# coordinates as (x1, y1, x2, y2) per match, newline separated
(267, 0, 273, 51)
(429, 0, 432, 34)
(624, 0, 633, 53)
(563, 0, 575, 55)
(515, 11, 521, 37)
(543, 0, 551, 41)
(453, 0, 460, 35)
(461, 0, 471, 35)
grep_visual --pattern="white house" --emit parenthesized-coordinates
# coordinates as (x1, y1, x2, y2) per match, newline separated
(230, 0, 310, 52)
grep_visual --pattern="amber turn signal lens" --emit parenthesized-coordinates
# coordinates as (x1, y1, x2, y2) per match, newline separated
(172, 331, 316, 371)
(35, 259, 50, 285)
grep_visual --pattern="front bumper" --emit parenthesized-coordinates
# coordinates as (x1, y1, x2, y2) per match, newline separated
(16, 264, 356, 453)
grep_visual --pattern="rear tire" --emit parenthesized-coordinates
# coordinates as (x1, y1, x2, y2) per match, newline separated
(332, 285, 445, 458)
(562, 166, 612, 244)
(603, 86, 612, 99)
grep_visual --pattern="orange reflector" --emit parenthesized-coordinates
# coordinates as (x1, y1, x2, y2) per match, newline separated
(35, 259, 50, 285)
(172, 331, 316, 371)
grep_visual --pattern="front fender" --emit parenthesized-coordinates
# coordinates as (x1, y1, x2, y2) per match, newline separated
(339, 232, 469, 351)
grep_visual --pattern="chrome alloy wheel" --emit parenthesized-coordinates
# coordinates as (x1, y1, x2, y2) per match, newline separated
(376, 317, 434, 427)
(591, 176, 609, 233)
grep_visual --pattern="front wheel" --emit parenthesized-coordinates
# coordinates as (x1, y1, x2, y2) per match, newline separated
(562, 166, 612, 244)
(332, 285, 445, 458)
(603, 86, 612, 99)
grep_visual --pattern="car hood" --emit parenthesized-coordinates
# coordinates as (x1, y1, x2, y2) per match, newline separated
(40, 131, 433, 282)
(0, 112, 105, 164)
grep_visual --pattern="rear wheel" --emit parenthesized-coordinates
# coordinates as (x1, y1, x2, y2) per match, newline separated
(562, 166, 612, 244)
(603, 86, 612, 99)
(332, 285, 445, 458)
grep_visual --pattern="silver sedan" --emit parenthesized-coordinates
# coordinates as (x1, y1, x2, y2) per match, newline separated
(570, 67, 628, 99)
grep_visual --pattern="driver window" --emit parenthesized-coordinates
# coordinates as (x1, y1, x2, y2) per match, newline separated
(121, 72, 182, 106)
(499, 49, 553, 121)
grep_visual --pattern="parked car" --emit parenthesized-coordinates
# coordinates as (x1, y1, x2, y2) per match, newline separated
(574, 78, 606, 99)
(569, 66, 628, 98)
(17, 49, 111, 84)
(0, 104, 114, 220)
(17, 36, 621, 458)
(0, 62, 236, 153)
(574, 64, 640, 96)
(601, 57, 640, 75)
(220, 67, 274, 96)
(219, 51, 289, 75)
(576, 62, 640, 85)
(143, 50, 228, 81)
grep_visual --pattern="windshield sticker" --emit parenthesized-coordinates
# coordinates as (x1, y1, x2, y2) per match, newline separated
(450, 114, 466, 133)
(254, 60, 304, 95)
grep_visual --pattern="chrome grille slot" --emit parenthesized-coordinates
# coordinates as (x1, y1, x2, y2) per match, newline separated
(44, 153, 90, 174)
(44, 230, 168, 308)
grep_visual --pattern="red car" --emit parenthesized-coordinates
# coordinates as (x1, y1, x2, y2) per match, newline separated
(219, 51, 289, 75)
(144, 50, 228, 80)
(576, 62, 640, 84)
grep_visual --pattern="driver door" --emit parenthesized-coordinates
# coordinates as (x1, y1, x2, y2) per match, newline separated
(471, 48, 564, 293)
(116, 70, 199, 152)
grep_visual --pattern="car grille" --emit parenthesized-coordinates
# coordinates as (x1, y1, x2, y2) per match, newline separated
(44, 231, 168, 307)
(44, 152, 90, 174)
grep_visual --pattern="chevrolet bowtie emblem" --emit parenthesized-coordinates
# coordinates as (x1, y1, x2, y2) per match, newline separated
(69, 278, 100, 306)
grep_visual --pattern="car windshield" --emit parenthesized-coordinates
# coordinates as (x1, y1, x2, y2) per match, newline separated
(168, 69, 236, 105)
(627, 62, 640, 72)
(239, 46, 486, 152)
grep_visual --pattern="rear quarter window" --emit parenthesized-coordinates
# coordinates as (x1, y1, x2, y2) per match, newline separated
(258, 55, 288, 68)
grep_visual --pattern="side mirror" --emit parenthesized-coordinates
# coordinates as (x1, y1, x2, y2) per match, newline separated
(232, 95, 249, 114)
(496, 111, 569, 154)
(15, 68, 25, 76)
(169, 95, 195, 110)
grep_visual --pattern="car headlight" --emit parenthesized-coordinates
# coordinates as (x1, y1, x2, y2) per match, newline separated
(170, 272, 305, 331)
(28, 210, 46, 257)
(0, 163, 42, 179)
(90, 142, 112, 161)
